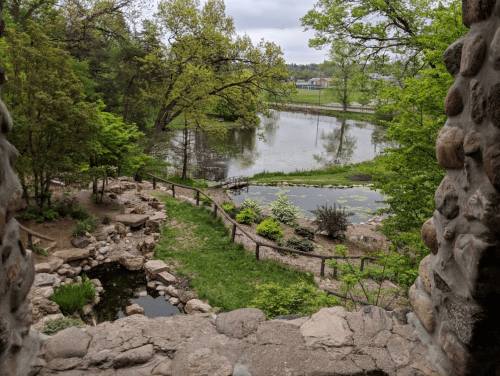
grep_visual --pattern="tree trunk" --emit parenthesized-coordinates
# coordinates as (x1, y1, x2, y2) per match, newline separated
(123, 74, 137, 124)
(336, 119, 346, 160)
(181, 119, 188, 180)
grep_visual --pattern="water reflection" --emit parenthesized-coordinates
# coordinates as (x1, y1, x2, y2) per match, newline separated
(159, 110, 395, 180)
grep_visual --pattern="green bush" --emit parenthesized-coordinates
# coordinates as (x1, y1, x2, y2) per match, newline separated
(294, 226, 315, 240)
(241, 197, 263, 214)
(250, 282, 341, 319)
(310, 203, 354, 239)
(221, 201, 243, 219)
(21, 205, 59, 223)
(285, 237, 315, 252)
(33, 244, 48, 257)
(50, 275, 96, 315)
(253, 213, 269, 224)
(42, 317, 87, 336)
(268, 192, 303, 225)
(68, 203, 93, 221)
(236, 209, 255, 224)
(101, 215, 112, 224)
(70, 216, 99, 237)
(200, 193, 213, 206)
(256, 218, 284, 241)
(222, 204, 234, 211)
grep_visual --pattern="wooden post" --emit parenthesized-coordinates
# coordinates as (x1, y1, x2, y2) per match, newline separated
(321, 258, 325, 277)
(334, 267, 338, 279)
(213, 205, 217, 218)
(255, 244, 260, 260)
(231, 224, 237, 241)
(360, 258, 365, 272)
(153, 177, 156, 189)
(196, 191, 200, 206)
(172, 185, 175, 198)
(28, 234, 33, 250)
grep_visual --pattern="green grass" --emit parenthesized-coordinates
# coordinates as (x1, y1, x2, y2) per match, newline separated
(155, 195, 316, 312)
(249, 158, 387, 186)
(42, 317, 87, 336)
(50, 276, 96, 315)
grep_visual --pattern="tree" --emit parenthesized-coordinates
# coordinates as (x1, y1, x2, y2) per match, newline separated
(139, 0, 294, 159)
(0, 21, 97, 208)
(313, 119, 356, 167)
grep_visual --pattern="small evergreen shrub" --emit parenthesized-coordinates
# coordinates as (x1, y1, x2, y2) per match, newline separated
(250, 282, 341, 319)
(294, 226, 315, 240)
(67, 203, 92, 221)
(42, 317, 87, 336)
(268, 192, 302, 225)
(310, 203, 354, 239)
(50, 275, 96, 315)
(241, 198, 263, 214)
(236, 209, 255, 224)
(70, 216, 99, 237)
(21, 206, 59, 223)
(285, 237, 315, 252)
(200, 194, 213, 206)
(256, 218, 284, 241)
(101, 215, 112, 224)
(33, 244, 48, 257)
(253, 213, 269, 224)
(222, 204, 234, 212)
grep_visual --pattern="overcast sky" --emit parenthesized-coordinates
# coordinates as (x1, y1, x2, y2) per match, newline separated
(208, 0, 329, 65)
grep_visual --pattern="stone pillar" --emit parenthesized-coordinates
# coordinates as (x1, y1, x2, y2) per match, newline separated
(409, 1, 500, 375)
(0, 52, 40, 375)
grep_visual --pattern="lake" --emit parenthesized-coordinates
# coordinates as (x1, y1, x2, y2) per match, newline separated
(159, 110, 393, 181)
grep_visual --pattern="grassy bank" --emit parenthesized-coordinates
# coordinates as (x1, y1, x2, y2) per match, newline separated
(154, 195, 316, 312)
(249, 158, 386, 186)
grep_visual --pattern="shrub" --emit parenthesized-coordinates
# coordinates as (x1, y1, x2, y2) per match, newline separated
(70, 216, 99, 237)
(294, 226, 315, 240)
(33, 244, 48, 257)
(200, 194, 213, 206)
(222, 204, 234, 212)
(236, 209, 255, 224)
(241, 198, 263, 214)
(253, 213, 269, 224)
(256, 218, 284, 241)
(67, 203, 92, 221)
(42, 317, 87, 336)
(268, 192, 302, 225)
(21, 205, 59, 223)
(309, 203, 354, 239)
(101, 215, 112, 224)
(285, 237, 315, 252)
(50, 275, 96, 315)
(250, 282, 341, 319)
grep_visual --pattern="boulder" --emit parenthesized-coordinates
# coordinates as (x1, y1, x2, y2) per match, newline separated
(166, 285, 178, 297)
(52, 248, 91, 262)
(125, 304, 145, 316)
(144, 260, 169, 279)
(184, 299, 211, 314)
(34, 263, 51, 274)
(216, 308, 265, 338)
(70, 236, 91, 249)
(178, 290, 198, 303)
(409, 279, 436, 333)
(115, 214, 149, 227)
(34, 273, 58, 287)
(113, 344, 154, 369)
(115, 222, 126, 235)
(300, 307, 354, 348)
(47, 257, 64, 272)
(157, 271, 176, 285)
(44, 327, 91, 362)
(119, 252, 144, 271)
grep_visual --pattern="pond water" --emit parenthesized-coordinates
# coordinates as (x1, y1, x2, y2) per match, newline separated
(86, 263, 180, 323)
(158, 110, 394, 181)
(229, 186, 387, 223)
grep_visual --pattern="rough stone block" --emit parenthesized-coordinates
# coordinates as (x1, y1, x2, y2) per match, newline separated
(436, 127, 465, 169)
(462, 0, 495, 27)
(114, 214, 149, 227)
(444, 85, 464, 116)
(435, 177, 459, 219)
(409, 279, 436, 333)
(157, 271, 176, 285)
(470, 80, 486, 123)
(52, 249, 90, 262)
(113, 344, 154, 369)
(439, 323, 470, 375)
(34, 263, 51, 274)
(463, 131, 482, 155)
(184, 299, 211, 314)
(216, 308, 266, 338)
(421, 217, 438, 255)
(460, 35, 487, 76)
(484, 146, 500, 190)
(44, 327, 91, 362)
(489, 25, 500, 69)
(419, 255, 432, 296)
(443, 37, 464, 76)
(144, 260, 169, 279)
(300, 307, 354, 348)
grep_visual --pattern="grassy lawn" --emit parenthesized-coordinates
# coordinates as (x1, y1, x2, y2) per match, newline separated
(249, 158, 387, 186)
(154, 195, 316, 312)
(268, 88, 369, 106)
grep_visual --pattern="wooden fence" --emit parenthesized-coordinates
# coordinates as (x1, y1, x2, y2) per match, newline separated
(147, 173, 378, 278)
(219, 176, 249, 189)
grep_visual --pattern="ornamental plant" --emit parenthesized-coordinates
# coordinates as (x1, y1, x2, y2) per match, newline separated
(50, 275, 96, 315)
(236, 209, 255, 225)
(285, 237, 315, 252)
(310, 203, 354, 239)
(241, 197, 263, 214)
(256, 218, 284, 241)
(268, 192, 303, 225)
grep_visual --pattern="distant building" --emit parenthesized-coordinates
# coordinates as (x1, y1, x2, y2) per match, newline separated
(295, 77, 332, 90)
(368, 73, 397, 82)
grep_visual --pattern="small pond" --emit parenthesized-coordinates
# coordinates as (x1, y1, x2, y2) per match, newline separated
(86, 263, 181, 323)
(229, 186, 387, 223)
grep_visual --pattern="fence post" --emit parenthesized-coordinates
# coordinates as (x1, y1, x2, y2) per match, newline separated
(255, 244, 260, 260)
(360, 258, 365, 272)
(231, 224, 237, 241)
(153, 177, 156, 189)
(172, 185, 175, 198)
(334, 267, 338, 279)
(321, 258, 325, 277)
(213, 205, 217, 218)
(196, 191, 200, 206)
(28, 233, 33, 250)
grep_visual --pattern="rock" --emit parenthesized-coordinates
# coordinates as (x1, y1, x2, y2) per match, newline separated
(483, 146, 500, 190)
(184, 299, 211, 314)
(115, 222, 126, 235)
(490, 25, 500, 70)
(44, 326, 91, 362)
(150, 212, 167, 221)
(71, 236, 91, 249)
(216, 308, 266, 338)
(444, 85, 463, 116)
(185, 348, 233, 376)
(73, 266, 82, 276)
(102, 225, 116, 236)
(169, 297, 180, 305)
(166, 285, 178, 297)
(119, 251, 145, 271)
(57, 268, 69, 276)
(35, 263, 51, 274)
(463, 131, 482, 155)
(152, 359, 173, 375)
(439, 323, 470, 375)
(460, 35, 487, 76)
(114, 214, 150, 227)
(300, 307, 354, 348)
(138, 236, 156, 253)
(409, 279, 436, 333)
(157, 271, 176, 285)
(436, 127, 464, 169)
(34, 273, 57, 287)
(462, 0, 496, 27)
(91, 279, 101, 287)
(419, 255, 432, 296)
(82, 305, 93, 315)
(125, 304, 145, 316)
(52, 248, 91, 262)
(178, 290, 198, 303)
(156, 285, 168, 291)
(96, 255, 104, 261)
(435, 177, 459, 219)
(443, 37, 464, 76)
(147, 281, 156, 289)
(421, 218, 438, 255)
(113, 344, 154, 368)
(386, 334, 411, 367)
(144, 260, 169, 279)
(47, 257, 64, 272)
(488, 83, 500, 127)
(470, 80, 486, 123)
(463, 189, 500, 229)
(138, 291, 147, 297)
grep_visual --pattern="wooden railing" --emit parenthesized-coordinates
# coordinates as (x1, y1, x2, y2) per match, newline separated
(19, 224, 55, 250)
(147, 173, 378, 278)
(219, 175, 249, 188)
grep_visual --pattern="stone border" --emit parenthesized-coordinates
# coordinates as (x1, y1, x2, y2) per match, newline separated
(251, 182, 375, 189)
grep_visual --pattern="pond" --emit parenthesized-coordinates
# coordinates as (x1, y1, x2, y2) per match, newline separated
(157, 110, 394, 181)
(229, 186, 387, 223)
(86, 263, 181, 323)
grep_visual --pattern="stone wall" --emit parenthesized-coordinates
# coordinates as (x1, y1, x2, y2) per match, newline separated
(0, 53, 40, 375)
(411, 1, 500, 375)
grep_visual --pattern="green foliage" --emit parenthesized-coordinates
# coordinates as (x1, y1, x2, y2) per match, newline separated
(101, 215, 112, 225)
(250, 282, 341, 319)
(294, 226, 315, 241)
(268, 192, 303, 225)
(253, 213, 269, 224)
(222, 204, 234, 211)
(221, 201, 243, 220)
(256, 218, 284, 241)
(236, 209, 255, 225)
(241, 198, 263, 214)
(285, 237, 315, 253)
(310, 204, 354, 239)
(50, 275, 96, 315)
(70, 216, 99, 237)
(20, 205, 59, 223)
(42, 317, 87, 336)
(33, 244, 49, 257)
(200, 194, 213, 206)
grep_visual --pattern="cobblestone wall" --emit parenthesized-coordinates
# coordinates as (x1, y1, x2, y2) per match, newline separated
(412, 1, 500, 375)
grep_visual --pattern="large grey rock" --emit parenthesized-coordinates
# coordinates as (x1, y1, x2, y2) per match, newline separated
(216, 308, 266, 338)
(184, 299, 211, 314)
(34, 273, 57, 287)
(47, 257, 64, 272)
(185, 348, 233, 376)
(115, 214, 149, 227)
(409, 279, 435, 333)
(44, 327, 91, 362)
(113, 344, 154, 368)
(52, 248, 90, 262)
(125, 304, 145, 316)
(157, 271, 176, 285)
(300, 307, 354, 348)
(119, 251, 145, 271)
(70, 236, 91, 249)
(34, 263, 51, 274)
(144, 260, 169, 278)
